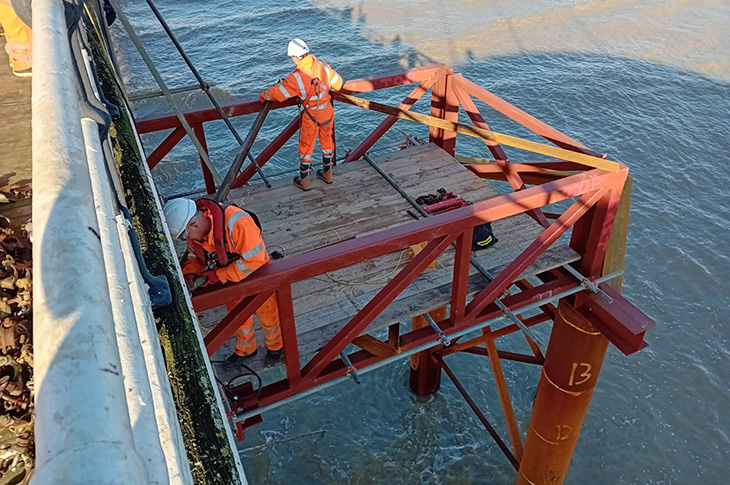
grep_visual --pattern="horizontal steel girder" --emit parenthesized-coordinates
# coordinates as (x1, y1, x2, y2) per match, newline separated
(192, 168, 627, 312)
(574, 283, 655, 355)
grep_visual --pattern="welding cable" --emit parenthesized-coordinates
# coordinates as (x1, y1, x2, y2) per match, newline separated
(267, 244, 286, 260)
(325, 248, 410, 286)
(210, 361, 262, 398)
(322, 228, 412, 285)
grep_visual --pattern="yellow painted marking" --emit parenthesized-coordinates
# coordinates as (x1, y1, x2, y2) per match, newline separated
(568, 362, 593, 387)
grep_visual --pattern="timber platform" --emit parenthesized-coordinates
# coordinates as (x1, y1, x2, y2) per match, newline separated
(183, 142, 580, 377)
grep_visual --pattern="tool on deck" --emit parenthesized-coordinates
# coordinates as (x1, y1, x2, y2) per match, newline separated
(417, 189, 498, 250)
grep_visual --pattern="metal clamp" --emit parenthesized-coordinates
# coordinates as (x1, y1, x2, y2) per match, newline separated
(563, 264, 614, 304)
(339, 352, 361, 385)
(422, 313, 451, 346)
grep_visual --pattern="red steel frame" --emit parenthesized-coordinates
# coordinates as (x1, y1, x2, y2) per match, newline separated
(137, 66, 653, 467)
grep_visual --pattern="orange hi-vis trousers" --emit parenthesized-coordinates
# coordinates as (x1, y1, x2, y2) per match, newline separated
(0, 1, 32, 72)
(227, 293, 282, 357)
(299, 102, 335, 164)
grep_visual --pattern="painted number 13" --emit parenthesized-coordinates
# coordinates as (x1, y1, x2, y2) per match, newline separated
(568, 362, 592, 386)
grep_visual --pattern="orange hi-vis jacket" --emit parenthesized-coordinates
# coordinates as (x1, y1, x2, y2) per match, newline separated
(262, 55, 343, 112)
(182, 205, 269, 284)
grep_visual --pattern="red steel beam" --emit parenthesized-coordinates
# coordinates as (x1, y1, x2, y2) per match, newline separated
(192, 123, 215, 194)
(465, 162, 580, 177)
(483, 327, 524, 460)
(146, 126, 185, 169)
(301, 234, 456, 380)
(136, 97, 297, 134)
(429, 70, 458, 155)
(230, 113, 302, 189)
(517, 160, 588, 171)
(569, 178, 626, 277)
(457, 347, 543, 365)
(574, 283, 655, 355)
(344, 76, 437, 162)
(135, 65, 447, 134)
(451, 75, 602, 158)
(453, 85, 550, 228)
(449, 227, 473, 323)
(440, 358, 519, 469)
(252, 276, 577, 409)
(203, 291, 273, 356)
(276, 284, 302, 386)
(465, 187, 609, 320)
(192, 169, 624, 312)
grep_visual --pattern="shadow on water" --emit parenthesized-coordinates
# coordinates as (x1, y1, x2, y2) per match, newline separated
(110, 2, 730, 482)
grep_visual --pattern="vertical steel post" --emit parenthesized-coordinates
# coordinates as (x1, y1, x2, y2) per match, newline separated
(429, 69, 458, 156)
(409, 306, 447, 395)
(192, 123, 215, 194)
(515, 300, 609, 485)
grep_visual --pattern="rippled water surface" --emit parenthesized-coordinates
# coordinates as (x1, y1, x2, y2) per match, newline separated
(110, 1, 730, 483)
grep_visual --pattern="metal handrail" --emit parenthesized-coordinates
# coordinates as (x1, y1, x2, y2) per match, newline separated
(143, 0, 271, 188)
(107, 0, 224, 188)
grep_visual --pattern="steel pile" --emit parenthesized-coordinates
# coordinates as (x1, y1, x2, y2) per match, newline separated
(0, 184, 33, 485)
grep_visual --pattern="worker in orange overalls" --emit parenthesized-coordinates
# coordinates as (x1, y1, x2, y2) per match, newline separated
(260, 38, 343, 191)
(163, 198, 283, 367)
(0, 0, 32, 77)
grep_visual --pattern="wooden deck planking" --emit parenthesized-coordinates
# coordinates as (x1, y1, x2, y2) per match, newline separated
(190, 143, 579, 378)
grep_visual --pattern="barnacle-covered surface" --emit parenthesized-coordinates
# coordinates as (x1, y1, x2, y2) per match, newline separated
(0, 178, 33, 485)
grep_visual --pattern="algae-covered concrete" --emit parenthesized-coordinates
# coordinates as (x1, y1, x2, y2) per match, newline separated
(84, 10, 243, 484)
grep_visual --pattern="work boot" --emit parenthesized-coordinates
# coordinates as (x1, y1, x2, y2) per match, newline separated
(12, 67, 32, 78)
(224, 349, 257, 370)
(316, 157, 334, 184)
(293, 163, 311, 191)
(264, 349, 284, 368)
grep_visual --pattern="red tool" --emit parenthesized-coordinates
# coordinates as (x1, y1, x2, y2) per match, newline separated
(422, 192, 472, 214)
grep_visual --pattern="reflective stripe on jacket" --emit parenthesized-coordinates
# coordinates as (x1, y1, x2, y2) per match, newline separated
(263, 55, 342, 109)
(182, 205, 268, 283)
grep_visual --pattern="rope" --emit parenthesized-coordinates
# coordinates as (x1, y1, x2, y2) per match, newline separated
(323, 229, 412, 286)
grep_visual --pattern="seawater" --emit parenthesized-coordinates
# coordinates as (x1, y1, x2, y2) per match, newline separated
(109, 1, 730, 483)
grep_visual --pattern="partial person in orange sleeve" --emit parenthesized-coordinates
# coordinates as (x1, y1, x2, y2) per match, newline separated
(0, 0, 32, 77)
(163, 197, 283, 368)
(260, 38, 343, 191)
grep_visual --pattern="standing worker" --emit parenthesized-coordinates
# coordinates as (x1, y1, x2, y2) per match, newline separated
(260, 38, 343, 191)
(0, 0, 32, 77)
(163, 198, 284, 367)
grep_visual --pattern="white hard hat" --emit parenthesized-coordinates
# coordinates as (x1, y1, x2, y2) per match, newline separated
(287, 38, 309, 57)
(163, 198, 197, 238)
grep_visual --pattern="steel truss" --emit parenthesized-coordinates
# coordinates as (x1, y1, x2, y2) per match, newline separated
(137, 65, 654, 467)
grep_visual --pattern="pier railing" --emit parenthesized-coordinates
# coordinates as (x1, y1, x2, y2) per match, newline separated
(30, 0, 193, 482)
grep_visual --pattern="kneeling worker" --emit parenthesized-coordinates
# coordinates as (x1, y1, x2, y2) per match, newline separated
(260, 38, 343, 191)
(163, 198, 283, 367)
